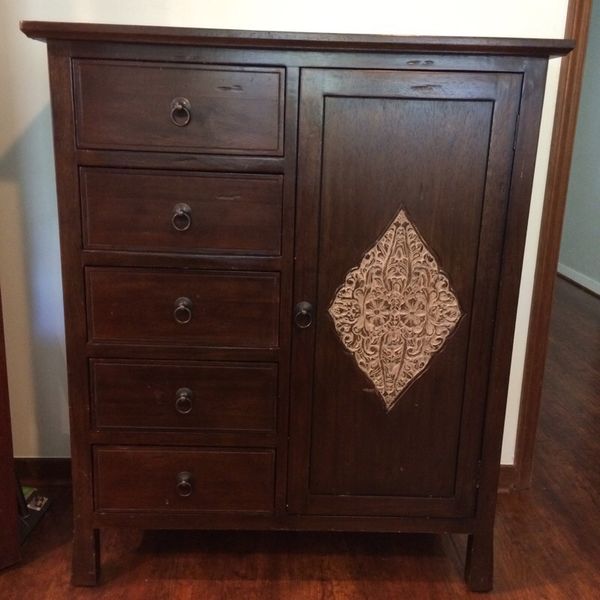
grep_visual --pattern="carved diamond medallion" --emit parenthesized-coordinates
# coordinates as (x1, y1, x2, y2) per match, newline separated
(328, 209, 462, 411)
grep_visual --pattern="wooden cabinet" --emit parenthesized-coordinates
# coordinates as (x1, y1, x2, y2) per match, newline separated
(22, 21, 572, 591)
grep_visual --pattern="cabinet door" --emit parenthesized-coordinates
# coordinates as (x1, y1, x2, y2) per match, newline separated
(288, 69, 521, 518)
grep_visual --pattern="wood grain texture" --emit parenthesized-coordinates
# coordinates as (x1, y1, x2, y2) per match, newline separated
(81, 250, 282, 272)
(94, 446, 275, 513)
(1, 279, 598, 597)
(74, 61, 284, 155)
(91, 359, 277, 433)
(81, 168, 283, 255)
(20, 20, 574, 56)
(85, 267, 280, 348)
(62, 42, 564, 73)
(464, 56, 549, 593)
(0, 290, 20, 569)
(78, 149, 285, 174)
(515, 0, 592, 492)
(47, 40, 100, 586)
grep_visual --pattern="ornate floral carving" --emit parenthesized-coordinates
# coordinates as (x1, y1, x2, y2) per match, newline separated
(328, 209, 462, 411)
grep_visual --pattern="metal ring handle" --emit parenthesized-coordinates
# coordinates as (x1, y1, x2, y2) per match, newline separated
(175, 387, 193, 415)
(294, 301, 314, 329)
(170, 97, 191, 127)
(171, 203, 192, 232)
(174, 297, 193, 324)
(176, 471, 193, 497)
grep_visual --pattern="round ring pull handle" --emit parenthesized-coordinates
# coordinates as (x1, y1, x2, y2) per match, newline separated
(171, 203, 192, 232)
(294, 301, 314, 329)
(174, 297, 193, 324)
(176, 471, 193, 497)
(175, 387, 193, 415)
(170, 97, 192, 127)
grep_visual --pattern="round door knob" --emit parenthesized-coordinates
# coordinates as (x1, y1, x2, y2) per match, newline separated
(294, 301, 314, 329)
(171, 203, 192, 232)
(175, 387, 193, 415)
(174, 297, 192, 324)
(170, 97, 192, 127)
(176, 471, 193, 497)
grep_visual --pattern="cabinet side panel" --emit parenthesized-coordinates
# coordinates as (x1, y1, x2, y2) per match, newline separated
(47, 41, 98, 583)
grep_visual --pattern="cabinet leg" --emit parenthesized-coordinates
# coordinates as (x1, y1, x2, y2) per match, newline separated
(464, 528, 494, 592)
(72, 527, 100, 586)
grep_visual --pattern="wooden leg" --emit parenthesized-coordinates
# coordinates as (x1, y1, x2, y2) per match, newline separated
(71, 527, 100, 586)
(465, 528, 494, 592)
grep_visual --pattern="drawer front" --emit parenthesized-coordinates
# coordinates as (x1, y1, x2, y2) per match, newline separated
(74, 60, 284, 155)
(86, 268, 280, 348)
(91, 360, 277, 432)
(94, 446, 275, 513)
(81, 168, 283, 256)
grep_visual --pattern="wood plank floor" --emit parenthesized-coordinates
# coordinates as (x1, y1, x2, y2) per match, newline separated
(1, 276, 598, 598)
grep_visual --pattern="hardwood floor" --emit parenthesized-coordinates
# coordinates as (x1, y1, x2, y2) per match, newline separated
(1, 276, 598, 598)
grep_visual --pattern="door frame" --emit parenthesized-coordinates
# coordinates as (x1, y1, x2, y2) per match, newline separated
(503, 0, 592, 491)
(0, 289, 20, 569)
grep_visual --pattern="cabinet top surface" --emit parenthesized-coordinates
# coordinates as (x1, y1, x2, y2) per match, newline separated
(20, 20, 573, 57)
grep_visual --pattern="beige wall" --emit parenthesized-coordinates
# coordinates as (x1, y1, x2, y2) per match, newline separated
(0, 0, 569, 461)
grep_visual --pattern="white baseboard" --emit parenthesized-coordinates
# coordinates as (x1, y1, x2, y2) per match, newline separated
(557, 263, 600, 296)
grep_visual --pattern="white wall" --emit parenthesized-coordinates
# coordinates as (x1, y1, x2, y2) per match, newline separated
(0, 0, 569, 460)
(559, 0, 600, 296)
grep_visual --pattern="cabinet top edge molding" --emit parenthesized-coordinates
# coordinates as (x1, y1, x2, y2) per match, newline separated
(20, 21, 573, 57)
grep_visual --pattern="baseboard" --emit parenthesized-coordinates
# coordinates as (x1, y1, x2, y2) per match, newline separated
(15, 458, 71, 486)
(16, 458, 521, 494)
(498, 465, 520, 493)
(557, 263, 600, 297)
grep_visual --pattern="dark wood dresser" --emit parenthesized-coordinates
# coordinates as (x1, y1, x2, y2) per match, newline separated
(21, 21, 572, 591)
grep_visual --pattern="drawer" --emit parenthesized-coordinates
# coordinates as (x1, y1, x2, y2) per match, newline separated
(81, 168, 283, 255)
(94, 446, 275, 513)
(74, 60, 284, 155)
(86, 267, 280, 348)
(91, 359, 277, 432)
